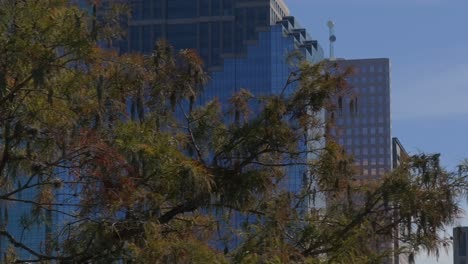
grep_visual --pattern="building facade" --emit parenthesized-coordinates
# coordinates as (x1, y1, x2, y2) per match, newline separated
(1, 0, 326, 258)
(329, 59, 411, 264)
(454, 227, 468, 264)
(123, 0, 291, 68)
(392, 137, 409, 264)
(0, 186, 53, 259)
(330, 58, 392, 181)
(122, 0, 324, 198)
(392, 137, 408, 170)
(124, 0, 325, 250)
(0, 171, 70, 259)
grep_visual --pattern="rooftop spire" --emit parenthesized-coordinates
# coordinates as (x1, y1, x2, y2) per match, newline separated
(327, 20, 336, 60)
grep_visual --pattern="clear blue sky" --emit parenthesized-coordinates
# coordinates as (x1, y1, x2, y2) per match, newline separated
(286, 0, 468, 263)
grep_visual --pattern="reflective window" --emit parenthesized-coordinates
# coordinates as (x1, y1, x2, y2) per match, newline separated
(168, 0, 197, 19)
(211, 22, 221, 65)
(129, 26, 141, 52)
(131, 1, 143, 20)
(223, 22, 234, 53)
(152, 0, 163, 19)
(142, 0, 152, 19)
(167, 24, 197, 50)
(142, 25, 152, 53)
(458, 230, 466, 256)
(212, 0, 221, 16)
(200, 0, 210, 16)
(355, 138, 360, 145)
(223, 0, 234, 15)
(199, 23, 210, 62)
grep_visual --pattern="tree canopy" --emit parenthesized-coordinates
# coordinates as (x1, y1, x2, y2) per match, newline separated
(0, 1, 467, 263)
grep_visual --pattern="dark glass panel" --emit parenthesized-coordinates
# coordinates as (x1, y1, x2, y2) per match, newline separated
(199, 23, 210, 65)
(222, 0, 233, 15)
(222, 21, 233, 53)
(167, 24, 197, 50)
(152, 0, 163, 19)
(129, 26, 141, 52)
(142, 0, 152, 19)
(131, 0, 143, 20)
(212, 0, 221, 16)
(142, 25, 152, 53)
(200, 0, 210, 16)
(168, 0, 197, 19)
(460, 231, 467, 256)
(211, 22, 221, 65)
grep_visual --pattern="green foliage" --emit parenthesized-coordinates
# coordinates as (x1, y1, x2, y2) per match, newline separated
(129, 222, 227, 264)
(0, 1, 466, 264)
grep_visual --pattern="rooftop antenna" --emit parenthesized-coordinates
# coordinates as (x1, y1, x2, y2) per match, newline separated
(327, 20, 336, 60)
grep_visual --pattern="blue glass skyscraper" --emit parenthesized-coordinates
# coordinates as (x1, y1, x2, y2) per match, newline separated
(123, 0, 295, 67)
(330, 58, 392, 181)
(122, 0, 325, 196)
(329, 58, 409, 264)
(0, 184, 53, 259)
(122, 0, 326, 249)
(1, 0, 326, 258)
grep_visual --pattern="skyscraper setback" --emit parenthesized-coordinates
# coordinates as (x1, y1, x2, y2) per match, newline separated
(1, 1, 410, 262)
(122, 0, 293, 67)
(122, 0, 325, 198)
(119, 0, 326, 250)
(1, 0, 326, 258)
